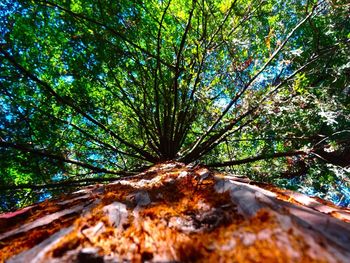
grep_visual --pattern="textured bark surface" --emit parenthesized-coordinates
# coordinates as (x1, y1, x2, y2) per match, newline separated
(1, 162, 350, 262)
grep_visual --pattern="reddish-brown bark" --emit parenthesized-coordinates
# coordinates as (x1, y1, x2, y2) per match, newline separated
(1, 162, 350, 262)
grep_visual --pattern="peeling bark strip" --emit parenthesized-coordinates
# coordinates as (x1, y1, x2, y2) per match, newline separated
(7, 227, 74, 263)
(214, 178, 350, 251)
(1, 162, 350, 262)
(0, 202, 90, 242)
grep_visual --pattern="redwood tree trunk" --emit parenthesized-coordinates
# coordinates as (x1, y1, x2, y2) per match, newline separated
(1, 162, 350, 262)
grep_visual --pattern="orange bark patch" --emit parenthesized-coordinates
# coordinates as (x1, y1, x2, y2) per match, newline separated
(0, 213, 77, 261)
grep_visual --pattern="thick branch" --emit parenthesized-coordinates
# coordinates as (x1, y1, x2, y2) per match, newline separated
(207, 150, 308, 167)
(0, 141, 131, 175)
(0, 177, 133, 191)
(169, 1, 197, 156)
(154, 0, 172, 141)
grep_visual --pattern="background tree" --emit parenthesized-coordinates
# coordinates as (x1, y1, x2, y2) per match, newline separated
(0, 0, 349, 211)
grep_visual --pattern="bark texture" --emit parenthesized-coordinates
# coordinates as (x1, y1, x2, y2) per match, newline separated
(1, 162, 350, 262)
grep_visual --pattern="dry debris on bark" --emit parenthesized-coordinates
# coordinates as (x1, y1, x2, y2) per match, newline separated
(1, 162, 350, 262)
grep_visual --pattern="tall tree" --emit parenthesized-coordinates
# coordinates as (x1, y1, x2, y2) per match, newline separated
(0, 0, 349, 209)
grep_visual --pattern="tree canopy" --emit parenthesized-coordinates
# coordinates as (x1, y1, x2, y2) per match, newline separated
(0, 0, 349, 211)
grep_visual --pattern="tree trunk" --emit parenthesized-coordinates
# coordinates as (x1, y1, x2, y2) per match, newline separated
(1, 162, 350, 262)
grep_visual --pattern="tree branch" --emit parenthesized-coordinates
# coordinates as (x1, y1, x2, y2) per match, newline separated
(38, 0, 176, 70)
(0, 177, 126, 191)
(0, 48, 159, 162)
(0, 140, 132, 176)
(207, 150, 308, 167)
(187, 4, 318, 154)
(182, 41, 335, 162)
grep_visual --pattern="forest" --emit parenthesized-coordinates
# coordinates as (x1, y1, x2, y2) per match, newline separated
(0, 0, 349, 211)
(1, 0, 350, 262)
